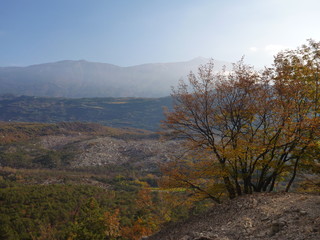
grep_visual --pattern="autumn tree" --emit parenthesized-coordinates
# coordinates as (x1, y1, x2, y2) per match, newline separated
(161, 40, 320, 203)
(67, 198, 122, 240)
(272, 39, 320, 191)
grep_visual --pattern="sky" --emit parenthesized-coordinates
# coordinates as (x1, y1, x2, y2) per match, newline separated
(1, 0, 320, 68)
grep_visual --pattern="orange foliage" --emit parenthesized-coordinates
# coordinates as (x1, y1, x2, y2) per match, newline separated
(104, 209, 121, 239)
(162, 40, 320, 201)
(121, 218, 153, 240)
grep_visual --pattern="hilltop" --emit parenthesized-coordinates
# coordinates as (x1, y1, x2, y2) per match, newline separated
(146, 192, 320, 240)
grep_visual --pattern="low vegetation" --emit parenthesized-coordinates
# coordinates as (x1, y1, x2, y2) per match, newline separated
(0, 122, 207, 239)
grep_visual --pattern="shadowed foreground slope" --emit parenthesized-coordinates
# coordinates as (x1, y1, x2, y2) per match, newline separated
(146, 193, 320, 240)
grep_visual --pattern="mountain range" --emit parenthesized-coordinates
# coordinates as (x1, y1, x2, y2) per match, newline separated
(0, 57, 230, 98)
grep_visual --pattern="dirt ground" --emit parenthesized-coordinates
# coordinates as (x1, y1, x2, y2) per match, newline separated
(146, 192, 320, 240)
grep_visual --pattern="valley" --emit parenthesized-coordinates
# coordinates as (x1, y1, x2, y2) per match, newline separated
(0, 95, 172, 131)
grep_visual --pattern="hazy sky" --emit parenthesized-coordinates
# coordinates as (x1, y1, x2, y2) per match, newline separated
(1, 0, 320, 67)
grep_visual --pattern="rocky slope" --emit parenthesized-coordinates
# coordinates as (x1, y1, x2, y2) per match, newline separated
(0, 122, 181, 172)
(146, 193, 320, 240)
(39, 134, 180, 171)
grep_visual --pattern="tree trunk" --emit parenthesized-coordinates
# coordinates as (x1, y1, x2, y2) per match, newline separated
(286, 158, 299, 192)
(244, 176, 253, 194)
(269, 176, 276, 192)
(223, 176, 236, 199)
(235, 180, 242, 196)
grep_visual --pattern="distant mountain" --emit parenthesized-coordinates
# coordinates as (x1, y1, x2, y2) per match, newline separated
(0, 58, 230, 98)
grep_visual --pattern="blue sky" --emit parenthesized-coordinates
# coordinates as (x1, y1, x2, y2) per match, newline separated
(1, 0, 320, 67)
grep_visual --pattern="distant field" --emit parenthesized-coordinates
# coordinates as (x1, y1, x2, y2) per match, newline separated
(0, 95, 172, 131)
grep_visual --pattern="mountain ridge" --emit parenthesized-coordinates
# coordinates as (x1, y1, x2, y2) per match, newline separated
(0, 57, 223, 68)
(0, 58, 230, 98)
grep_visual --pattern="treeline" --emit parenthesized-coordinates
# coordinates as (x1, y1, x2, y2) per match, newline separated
(0, 121, 153, 144)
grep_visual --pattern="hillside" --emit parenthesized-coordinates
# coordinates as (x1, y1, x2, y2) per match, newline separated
(0, 122, 180, 173)
(146, 192, 320, 240)
(0, 122, 188, 239)
(0, 124, 319, 240)
(0, 95, 172, 131)
(0, 58, 230, 98)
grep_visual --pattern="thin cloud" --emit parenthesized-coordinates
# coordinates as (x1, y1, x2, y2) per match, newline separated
(264, 44, 288, 55)
(249, 47, 258, 52)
